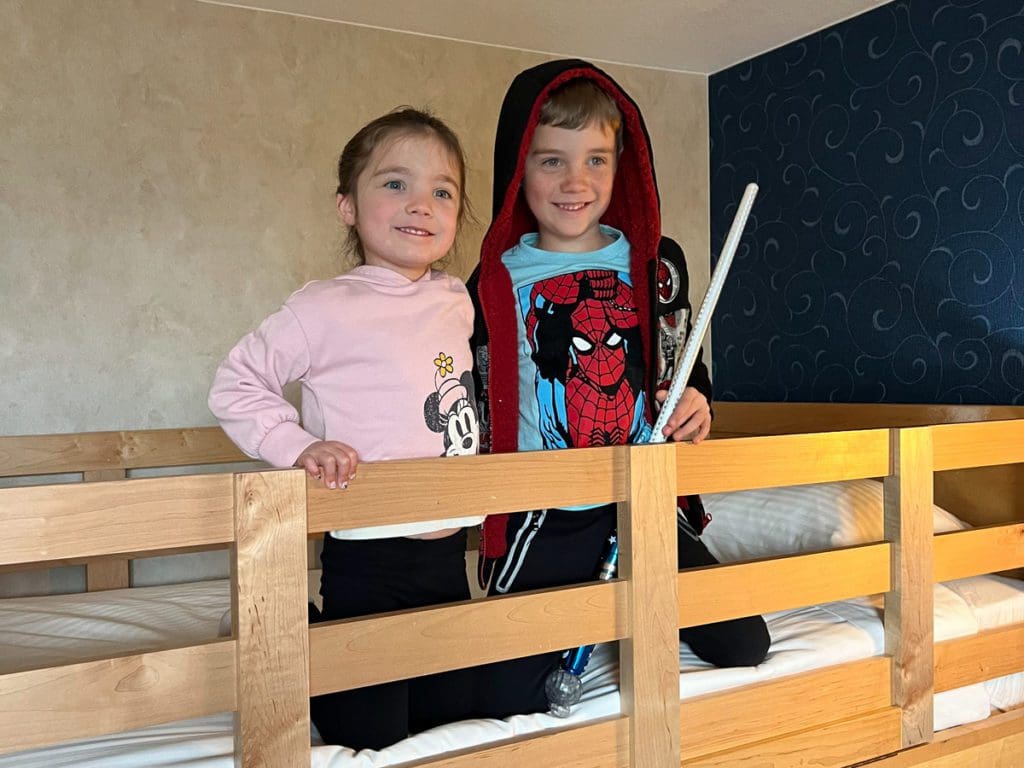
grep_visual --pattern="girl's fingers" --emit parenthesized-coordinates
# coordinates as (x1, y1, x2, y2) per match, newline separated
(341, 448, 359, 480)
(319, 454, 340, 489)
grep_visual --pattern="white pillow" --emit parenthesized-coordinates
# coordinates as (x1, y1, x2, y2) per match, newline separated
(700, 479, 968, 564)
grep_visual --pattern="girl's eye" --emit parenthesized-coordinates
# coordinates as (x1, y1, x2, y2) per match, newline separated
(540, 157, 560, 167)
(589, 156, 607, 166)
(434, 189, 454, 200)
(384, 180, 404, 190)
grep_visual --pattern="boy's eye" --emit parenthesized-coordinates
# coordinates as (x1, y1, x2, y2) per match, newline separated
(384, 180, 405, 190)
(540, 157, 561, 167)
(589, 156, 607, 166)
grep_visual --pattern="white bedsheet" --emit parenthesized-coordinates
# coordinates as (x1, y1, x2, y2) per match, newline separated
(1, 575, 1022, 767)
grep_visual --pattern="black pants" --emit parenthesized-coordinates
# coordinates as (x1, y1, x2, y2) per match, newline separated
(311, 530, 476, 750)
(475, 504, 771, 719)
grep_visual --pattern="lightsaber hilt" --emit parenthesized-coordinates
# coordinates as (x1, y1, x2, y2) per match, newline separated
(563, 536, 618, 676)
(648, 183, 759, 443)
(544, 534, 619, 717)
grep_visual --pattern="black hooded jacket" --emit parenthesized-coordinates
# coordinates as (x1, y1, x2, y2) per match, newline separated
(467, 59, 712, 558)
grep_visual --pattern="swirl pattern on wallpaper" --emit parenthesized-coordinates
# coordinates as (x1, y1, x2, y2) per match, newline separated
(710, 0, 1024, 404)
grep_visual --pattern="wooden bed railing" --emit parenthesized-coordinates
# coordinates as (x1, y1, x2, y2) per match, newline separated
(0, 468, 308, 762)
(0, 427, 251, 591)
(0, 415, 1022, 767)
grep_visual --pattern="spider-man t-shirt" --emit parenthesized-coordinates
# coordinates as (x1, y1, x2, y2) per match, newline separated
(502, 225, 654, 455)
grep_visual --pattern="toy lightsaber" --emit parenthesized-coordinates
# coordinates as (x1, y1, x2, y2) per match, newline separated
(648, 182, 759, 442)
(543, 183, 758, 718)
(543, 533, 618, 717)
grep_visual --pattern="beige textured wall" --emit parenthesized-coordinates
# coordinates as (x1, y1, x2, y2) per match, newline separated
(1, 0, 709, 439)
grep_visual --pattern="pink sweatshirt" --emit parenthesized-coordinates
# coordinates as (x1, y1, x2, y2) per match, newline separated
(209, 265, 483, 539)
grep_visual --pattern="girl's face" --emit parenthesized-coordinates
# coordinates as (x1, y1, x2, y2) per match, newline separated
(337, 133, 461, 281)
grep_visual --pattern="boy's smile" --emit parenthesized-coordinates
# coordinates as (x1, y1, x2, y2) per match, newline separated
(523, 122, 617, 253)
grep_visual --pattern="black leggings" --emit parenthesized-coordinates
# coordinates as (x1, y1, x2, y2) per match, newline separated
(311, 531, 476, 750)
(474, 505, 771, 719)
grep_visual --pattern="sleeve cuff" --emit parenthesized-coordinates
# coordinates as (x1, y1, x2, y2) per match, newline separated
(258, 421, 318, 468)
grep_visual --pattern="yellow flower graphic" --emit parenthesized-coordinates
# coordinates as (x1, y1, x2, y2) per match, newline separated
(434, 352, 454, 376)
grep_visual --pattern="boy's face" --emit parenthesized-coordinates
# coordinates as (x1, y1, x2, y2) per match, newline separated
(523, 121, 617, 253)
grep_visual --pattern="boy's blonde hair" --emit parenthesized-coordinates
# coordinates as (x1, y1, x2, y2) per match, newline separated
(539, 80, 623, 154)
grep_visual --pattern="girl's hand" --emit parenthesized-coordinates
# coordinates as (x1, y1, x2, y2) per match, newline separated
(296, 441, 359, 489)
(654, 387, 711, 444)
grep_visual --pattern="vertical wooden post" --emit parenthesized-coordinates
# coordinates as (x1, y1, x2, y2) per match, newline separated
(884, 427, 935, 747)
(618, 443, 680, 768)
(83, 468, 131, 591)
(233, 469, 310, 768)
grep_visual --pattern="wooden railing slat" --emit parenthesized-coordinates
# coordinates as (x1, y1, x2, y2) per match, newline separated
(307, 447, 624, 533)
(934, 524, 1024, 582)
(884, 427, 935, 747)
(309, 581, 625, 694)
(681, 658, 891, 759)
(675, 430, 890, 495)
(931, 420, 1024, 471)
(619, 444, 680, 766)
(678, 544, 890, 628)
(410, 717, 628, 768)
(232, 470, 310, 768)
(0, 640, 235, 756)
(0, 427, 246, 477)
(0, 474, 235, 565)
(935, 624, 1024, 693)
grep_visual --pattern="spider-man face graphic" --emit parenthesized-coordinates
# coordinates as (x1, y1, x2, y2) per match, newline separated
(569, 297, 629, 389)
(525, 270, 648, 448)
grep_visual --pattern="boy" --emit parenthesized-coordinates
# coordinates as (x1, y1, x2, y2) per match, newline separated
(467, 59, 770, 717)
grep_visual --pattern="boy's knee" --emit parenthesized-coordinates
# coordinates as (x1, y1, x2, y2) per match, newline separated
(680, 615, 770, 668)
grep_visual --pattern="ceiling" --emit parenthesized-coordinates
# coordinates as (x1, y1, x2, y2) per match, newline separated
(203, 0, 891, 74)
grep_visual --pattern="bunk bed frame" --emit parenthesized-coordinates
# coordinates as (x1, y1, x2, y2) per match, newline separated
(0, 403, 1022, 768)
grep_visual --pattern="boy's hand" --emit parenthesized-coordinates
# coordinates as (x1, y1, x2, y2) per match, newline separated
(654, 387, 711, 444)
(296, 440, 359, 489)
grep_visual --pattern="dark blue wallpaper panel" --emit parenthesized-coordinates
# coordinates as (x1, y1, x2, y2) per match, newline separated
(709, 0, 1024, 404)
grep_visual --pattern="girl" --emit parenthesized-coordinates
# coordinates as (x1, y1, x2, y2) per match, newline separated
(209, 108, 481, 751)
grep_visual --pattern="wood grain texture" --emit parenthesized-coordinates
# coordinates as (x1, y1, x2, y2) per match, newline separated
(306, 447, 625, 533)
(678, 543, 890, 627)
(309, 581, 625, 694)
(0, 640, 235, 756)
(674, 430, 889, 495)
(933, 524, 1024, 582)
(83, 468, 132, 590)
(409, 717, 628, 768)
(852, 707, 1024, 767)
(618, 444, 680, 768)
(884, 427, 935, 748)
(85, 557, 131, 591)
(685, 706, 902, 768)
(934, 624, 1024, 693)
(232, 470, 309, 768)
(934, 464, 1024, 528)
(681, 657, 891, 759)
(710, 402, 1024, 438)
(931, 419, 1024, 471)
(0, 474, 235, 565)
(0, 427, 245, 477)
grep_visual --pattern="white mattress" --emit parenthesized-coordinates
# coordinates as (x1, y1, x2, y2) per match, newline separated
(1, 574, 1022, 767)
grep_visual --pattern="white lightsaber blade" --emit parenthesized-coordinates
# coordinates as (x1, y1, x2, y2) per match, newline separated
(647, 182, 758, 443)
